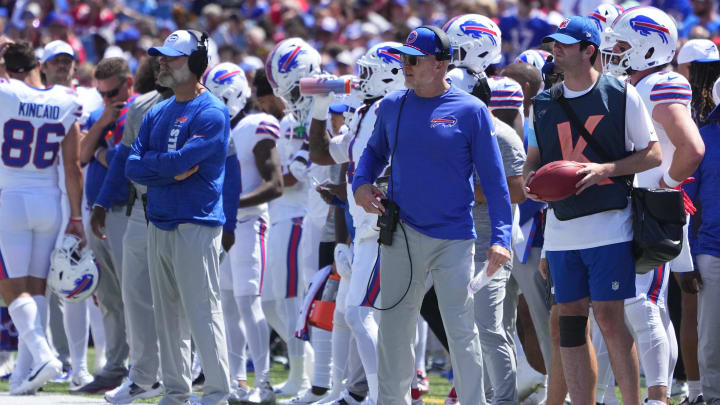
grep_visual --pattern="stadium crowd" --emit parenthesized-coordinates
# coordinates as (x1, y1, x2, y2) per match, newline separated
(0, 0, 719, 404)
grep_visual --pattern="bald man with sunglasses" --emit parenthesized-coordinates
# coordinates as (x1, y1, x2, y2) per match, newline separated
(353, 26, 513, 405)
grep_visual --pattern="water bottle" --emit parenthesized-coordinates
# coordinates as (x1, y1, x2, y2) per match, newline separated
(321, 273, 341, 302)
(299, 77, 359, 95)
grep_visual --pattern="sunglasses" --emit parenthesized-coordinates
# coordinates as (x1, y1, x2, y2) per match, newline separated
(402, 54, 428, 66)
(98, 81, 125, 99)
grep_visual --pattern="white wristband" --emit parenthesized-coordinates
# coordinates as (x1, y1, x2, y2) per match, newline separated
(663, 171, 682, 188)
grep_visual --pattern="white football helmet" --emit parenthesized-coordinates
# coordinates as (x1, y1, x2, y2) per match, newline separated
(588, 3, 625, 33)
(514, 49, 552, 73)
(202, 62, 251, 118)
(443, 14, 501, 72)
(48, 235, 99, 303)
(265, 38, 321, 119)
(356, 42, 405, 100)
(602, 6, 678, 76)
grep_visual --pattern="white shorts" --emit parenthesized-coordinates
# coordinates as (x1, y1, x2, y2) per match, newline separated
(224, 215, 269, 297)
(262, 217, 304, 302)
(345, 236, 381, 308)
(0, 188, 62, 279)
(624, 296, 669, 388)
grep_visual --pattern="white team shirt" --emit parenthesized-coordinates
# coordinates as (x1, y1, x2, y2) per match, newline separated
(634, 71, 694, 282)
(268, 114, 309, 223)
(445, 68, 524, 113)
(329, 99, 387, 237)
(0, 79, 81, 189)
(634, 71, 692, 188)
(540, 79, 658, 251)
(232, 112, 280, 220)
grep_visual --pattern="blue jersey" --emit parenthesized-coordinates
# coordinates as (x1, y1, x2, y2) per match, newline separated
(125, 91, 230, 230)
(686, 106, 720, 259)
(353, 86, 512, 247)
(499, 15, 555, 64)
(678, 14, 720, 38)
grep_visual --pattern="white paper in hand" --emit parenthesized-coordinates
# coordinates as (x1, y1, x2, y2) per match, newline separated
(467, 262, 496, 294)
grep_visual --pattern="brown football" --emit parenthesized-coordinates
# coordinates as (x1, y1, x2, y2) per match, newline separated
(528, 160, 586, 201)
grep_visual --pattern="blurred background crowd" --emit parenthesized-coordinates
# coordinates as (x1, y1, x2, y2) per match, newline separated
(2, 0, 720, 84)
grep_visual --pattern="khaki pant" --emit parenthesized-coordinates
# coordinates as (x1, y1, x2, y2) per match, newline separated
(148, 223, 230, 405)
(377, 222, 485, 404)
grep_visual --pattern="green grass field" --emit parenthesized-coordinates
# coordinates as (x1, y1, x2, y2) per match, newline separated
(0, 349, 689, 404)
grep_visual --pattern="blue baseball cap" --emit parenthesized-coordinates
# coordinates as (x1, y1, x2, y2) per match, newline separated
(329, 103, 355, 115)
(390, 27, 451, 56)
(543, 16, 600, 47)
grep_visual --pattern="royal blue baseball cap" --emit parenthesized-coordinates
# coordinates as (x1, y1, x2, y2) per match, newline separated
(543, 16, 601, 47)
(329, 103, 355, 115)
(390, 27, 451, 56)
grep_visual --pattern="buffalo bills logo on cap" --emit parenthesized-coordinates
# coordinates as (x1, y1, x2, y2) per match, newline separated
(559, 18, 570, 29)
(376, 46, 402, 64)
(629, 15, 670, 44)
(278, 45, 306, 74)
(430, 115, 457, 128)
(167, 33, 179, 42)
(459, 20, 498, 46)
(407, 30, 418, 44)
(211, 69, 242, 85)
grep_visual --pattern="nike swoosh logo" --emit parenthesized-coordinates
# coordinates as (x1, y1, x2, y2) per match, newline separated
(28, 362, 48, 382)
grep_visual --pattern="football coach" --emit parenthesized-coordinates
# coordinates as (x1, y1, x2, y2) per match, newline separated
(125, 30, 231, 405)
(353, 26, 513, 405)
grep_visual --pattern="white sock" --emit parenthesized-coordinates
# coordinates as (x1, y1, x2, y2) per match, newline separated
(221, 289, 246, 382)
(310, 327, 332, 389)
(366, 372, 378, 402)
(63, 300, 89, 373)
(687, 380, 703, 400)
(330, 310, 351, 394)
(236, 295, 270, 385)
(9, 296, 55, 367)
(345, 305, 378, 376)
(32, 295, 48, 333)
(646, 400, 665, 405)
(11, 340, 32, 382)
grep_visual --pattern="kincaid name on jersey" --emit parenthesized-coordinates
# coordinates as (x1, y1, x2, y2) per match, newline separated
(17, 102, 61, 120)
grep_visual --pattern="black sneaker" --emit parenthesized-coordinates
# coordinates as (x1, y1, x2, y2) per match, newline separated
(73, 374, 124, 394)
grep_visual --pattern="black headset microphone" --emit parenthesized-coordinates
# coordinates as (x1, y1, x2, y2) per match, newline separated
(367, 26, 452, 311)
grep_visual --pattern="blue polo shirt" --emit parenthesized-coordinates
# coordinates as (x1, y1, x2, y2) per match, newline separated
(352, 86, 512, 248)
(125, 91, 230, 230)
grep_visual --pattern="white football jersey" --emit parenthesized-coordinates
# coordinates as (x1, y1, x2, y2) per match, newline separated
(0, 79, 81, 189)
(268, 114, 309, 223)
(488, 75, 524, 112)
(445, 68, 524, 112)
(329, 99, 387, 238)
(232, 112, 280, 220)
(634, 71, 692, 188)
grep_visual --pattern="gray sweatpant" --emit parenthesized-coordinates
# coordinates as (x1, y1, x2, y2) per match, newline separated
(474, 266, 517, 404)
(696, 254, 720, 403)
(86, 206, 129, 378)
(377, 222, 484, 405)
(505, 248, 553, 373)
(148, 223, 230, 405)
(122, 200, 160, 387)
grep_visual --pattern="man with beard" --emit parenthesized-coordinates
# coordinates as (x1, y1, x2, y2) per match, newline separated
(125, 30, 232, 405)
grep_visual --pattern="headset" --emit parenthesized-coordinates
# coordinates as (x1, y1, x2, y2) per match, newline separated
(419, 25, 452, 61)
(186, 29, 209, 78)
